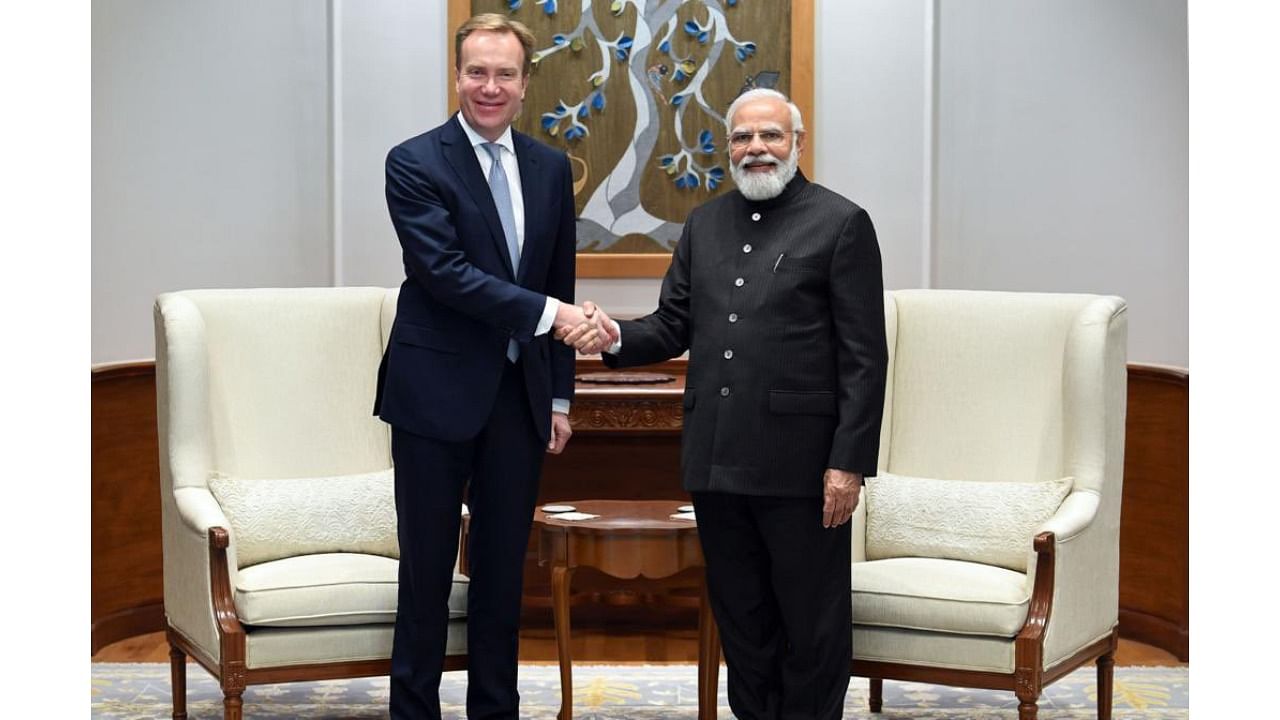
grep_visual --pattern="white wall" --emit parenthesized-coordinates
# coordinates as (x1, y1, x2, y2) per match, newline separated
(93, 1, 332, 362)
(815, 0, 930, 294)
(932, 0, 1188, 365)
(335, 0, 448, 288)
(93, 0, 1187, 367)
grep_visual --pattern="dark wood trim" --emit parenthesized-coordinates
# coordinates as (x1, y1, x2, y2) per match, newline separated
(1041, 630, 1118, 686)
(1118, 608, 1188, 661)
(577, 254, 673, 279)
(1126, 363, 1188, 385)
(851, 632, 1120, 712)
(852, 659, 1016, 692)
(1013, 532, 1056, 708)
(208, 527, 247, 717)
(1119, 362, 1188, 661)
(92, 361, 166, 651)
(92, 360, 158, 379)
(91, 603, 164, 654)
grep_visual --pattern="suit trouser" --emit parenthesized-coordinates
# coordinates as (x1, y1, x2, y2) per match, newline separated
(389, 360, 544, 720)
(691, 491, 853, 720)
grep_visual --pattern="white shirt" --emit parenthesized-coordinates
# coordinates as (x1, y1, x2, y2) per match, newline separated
(457, 114, 526, 252)
(457, 113, 569, 414)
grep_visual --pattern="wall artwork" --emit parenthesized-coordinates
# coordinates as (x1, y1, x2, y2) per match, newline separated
(450, 0, 813, 276)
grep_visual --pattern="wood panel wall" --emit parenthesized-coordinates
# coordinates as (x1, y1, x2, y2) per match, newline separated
(91, 362, 165, 653)
(90, 361, 1190, 658)
(1118, 364, 1189, 660)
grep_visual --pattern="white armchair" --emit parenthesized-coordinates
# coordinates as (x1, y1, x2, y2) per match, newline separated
(852, 289, 1127, 720)
(154, 287, 468, 720)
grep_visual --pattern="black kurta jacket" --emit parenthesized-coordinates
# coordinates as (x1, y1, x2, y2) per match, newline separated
(604, 172, 888, 497)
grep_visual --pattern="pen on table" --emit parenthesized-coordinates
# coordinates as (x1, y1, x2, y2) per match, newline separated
(773, 253, 784, 273)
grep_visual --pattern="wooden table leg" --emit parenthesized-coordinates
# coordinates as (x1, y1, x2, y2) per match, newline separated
(697, 574, 720, 720)
(552, 564, 576, 720)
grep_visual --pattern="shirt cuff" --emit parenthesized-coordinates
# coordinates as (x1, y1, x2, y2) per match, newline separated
(534, 297, 560, 337)
(551, 398, 571, 415)
(605, 322, 622, 355)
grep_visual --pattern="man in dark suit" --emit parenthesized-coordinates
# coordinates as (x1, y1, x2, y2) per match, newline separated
(566, 89, 888, 719)
(373, 13, 596, 720)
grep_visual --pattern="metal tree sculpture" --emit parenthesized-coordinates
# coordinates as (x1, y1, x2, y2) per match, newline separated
(504, 0, 783, 252)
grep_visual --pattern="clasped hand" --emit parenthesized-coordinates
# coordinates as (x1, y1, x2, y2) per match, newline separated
(553, 300, 618, 354)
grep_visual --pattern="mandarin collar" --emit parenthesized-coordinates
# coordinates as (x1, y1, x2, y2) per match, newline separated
(737, 169, 809, 211)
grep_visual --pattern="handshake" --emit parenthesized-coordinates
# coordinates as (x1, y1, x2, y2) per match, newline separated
(553, 300, 619, 355)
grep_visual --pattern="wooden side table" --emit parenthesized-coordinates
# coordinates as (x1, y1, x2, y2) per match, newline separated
(534, 500, 721, 720)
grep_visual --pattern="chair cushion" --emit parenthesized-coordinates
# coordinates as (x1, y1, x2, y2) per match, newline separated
(865, 472, 1072, 571)
(235, 553, 468, 628)
(852, 557, 1029, 637)
(210, 468, 398, 567)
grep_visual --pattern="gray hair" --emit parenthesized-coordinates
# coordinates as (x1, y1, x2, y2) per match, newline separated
(725, 88, 804, 133)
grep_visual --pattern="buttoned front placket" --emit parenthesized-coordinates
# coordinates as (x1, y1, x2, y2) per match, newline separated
(718, 207, 766, 403)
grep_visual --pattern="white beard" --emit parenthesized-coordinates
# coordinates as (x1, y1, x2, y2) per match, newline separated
(730, 145, 800, 201)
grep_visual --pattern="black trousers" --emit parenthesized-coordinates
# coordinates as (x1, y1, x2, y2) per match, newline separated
(389, 360, 545, 720)
(692, 491, 853, 720)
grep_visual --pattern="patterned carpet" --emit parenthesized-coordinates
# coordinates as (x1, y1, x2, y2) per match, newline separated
(91, 663, 1187, 719)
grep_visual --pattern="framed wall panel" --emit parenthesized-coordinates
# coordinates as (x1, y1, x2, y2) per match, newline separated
(448, 0, 814, 277)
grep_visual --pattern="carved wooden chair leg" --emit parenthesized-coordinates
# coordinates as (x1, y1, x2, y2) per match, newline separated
(1097, 650, 1116, 720)
(869, 677, 883, 713)
(222, 689, 244, 720)
(1016, 690, 1040, 720)
(1015, 666, 1042, 720)
(168, 642, 187, 719)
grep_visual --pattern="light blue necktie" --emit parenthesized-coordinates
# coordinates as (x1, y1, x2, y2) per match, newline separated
(483, 142, 522, 362)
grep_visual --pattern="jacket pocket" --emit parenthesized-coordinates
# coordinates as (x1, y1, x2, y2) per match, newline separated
(768, 390, 836, 416)
(683, 388, 697, 411)
(394, 323, 458, 354)
(775, 257, 827, 274)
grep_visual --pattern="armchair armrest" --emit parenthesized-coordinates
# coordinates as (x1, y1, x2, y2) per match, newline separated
(206, 527, 247, 689)
(1034, 488, 1119, 666)
(173, 486, 233, 538)
(1037, 490, 1100, 542)
(1015, 532, 1057, 681)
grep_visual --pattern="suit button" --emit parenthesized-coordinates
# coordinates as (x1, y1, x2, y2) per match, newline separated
(723, 349, 734, 359)
(734, 277, 744, 287)
(743, 244, 752, 253)
(720, 386, 731, 397)
(729, 313, 739, 323)
(751, 212, 762, 221)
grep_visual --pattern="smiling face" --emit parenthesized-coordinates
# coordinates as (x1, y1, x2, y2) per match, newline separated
(456, 29, 529, 142)
(728, 96, 805, 201)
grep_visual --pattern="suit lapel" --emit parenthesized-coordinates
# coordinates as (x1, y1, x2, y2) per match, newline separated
(514, 131, 539, 285)
(440, 115, 516, 280)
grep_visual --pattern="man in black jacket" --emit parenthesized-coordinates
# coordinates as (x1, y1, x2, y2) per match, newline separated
(564, 88, 888, 719)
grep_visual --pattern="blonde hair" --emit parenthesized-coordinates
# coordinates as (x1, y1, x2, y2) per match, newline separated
(455, 13, 536, 77)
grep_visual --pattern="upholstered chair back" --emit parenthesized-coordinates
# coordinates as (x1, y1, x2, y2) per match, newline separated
(886, 290, 1104, 485)
(192, 288, 388, 478)
(158, 288, 392, 484)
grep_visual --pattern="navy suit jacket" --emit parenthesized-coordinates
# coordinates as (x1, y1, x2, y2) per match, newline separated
(374, 114, 577, 444)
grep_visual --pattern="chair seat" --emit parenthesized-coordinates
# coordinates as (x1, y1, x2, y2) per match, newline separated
(235, 552, 468, 628)
(852, 557, 1029, 637)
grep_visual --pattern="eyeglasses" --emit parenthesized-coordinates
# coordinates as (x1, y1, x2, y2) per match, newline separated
(727, 129, 798, 149)
(461, 68, 523, 86)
